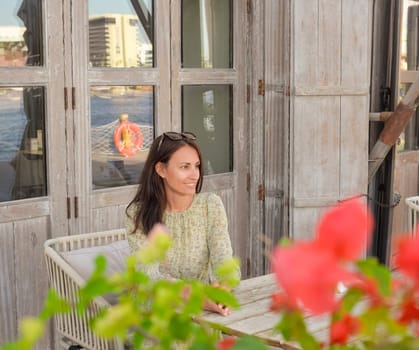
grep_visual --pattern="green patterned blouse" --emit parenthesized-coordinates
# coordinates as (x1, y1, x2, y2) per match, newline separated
(125, 192, 240, 283)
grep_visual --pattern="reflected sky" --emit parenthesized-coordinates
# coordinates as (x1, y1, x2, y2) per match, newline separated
(0, 0, 152, 26)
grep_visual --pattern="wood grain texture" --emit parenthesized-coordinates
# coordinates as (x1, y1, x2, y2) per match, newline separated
(0, 224, 17, 343)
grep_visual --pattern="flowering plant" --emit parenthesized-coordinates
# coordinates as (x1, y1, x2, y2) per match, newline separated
(4, 198, 419, 350)
(268, 198, 419, 349)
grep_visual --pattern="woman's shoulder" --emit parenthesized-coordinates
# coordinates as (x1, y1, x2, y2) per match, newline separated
(195, 192, 222, 203)
(194, 192, 224, 211)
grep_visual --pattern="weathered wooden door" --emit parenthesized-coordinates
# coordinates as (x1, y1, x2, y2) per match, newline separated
(0, 0, 248, 348)
(247, 0, 290, 276)
(288, 0, 372, 239)
(0, 1, 67, 348)
(66, 0, 249, 269)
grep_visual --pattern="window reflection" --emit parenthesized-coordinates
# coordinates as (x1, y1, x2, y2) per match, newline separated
(0, 87, 46, 202)
(182, 85, 232, 174)
(182, 0, 232, 68)
(0, 0, 43, 67)
(90, 85, 154, 189)
(88, 0, 153, 68)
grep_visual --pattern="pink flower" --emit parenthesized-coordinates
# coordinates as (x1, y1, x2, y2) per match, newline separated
(314, 198, 374, 262)
(271, 242, 357, 314)
(271, 198, 373, 315)
(394, 228, 419, 282)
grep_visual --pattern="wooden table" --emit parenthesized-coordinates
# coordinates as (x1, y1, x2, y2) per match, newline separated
(196, 274, 330, 349)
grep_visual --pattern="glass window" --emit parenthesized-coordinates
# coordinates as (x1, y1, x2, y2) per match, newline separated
(182, 0, 232, 68)
(0, 87, 47, 202)
(399, 1, 419, 152)
(90, 85, 154, 189)
(88, 0, 154, 68)
(0, 0, 43, 67)
(390, 0, 419, 267)
(182, 85, 232, 174)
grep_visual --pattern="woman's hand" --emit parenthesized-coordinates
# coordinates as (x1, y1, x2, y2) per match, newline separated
(203, 299, 231, 316)
(181, 283, 230, 316)
(203, 281, 231, 316)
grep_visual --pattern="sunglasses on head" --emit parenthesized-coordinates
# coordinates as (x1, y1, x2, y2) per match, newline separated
(157, 131, 197, 151)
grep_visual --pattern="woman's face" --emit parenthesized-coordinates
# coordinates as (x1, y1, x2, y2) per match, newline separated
(156, 145, 200, 197)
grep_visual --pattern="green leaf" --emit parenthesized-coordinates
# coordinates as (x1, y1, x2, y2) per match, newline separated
(356, 257, 391, 297)
(92, 301, 141, 338)
(214, 258, 241, 289)
(204, 285, 240, 309)
(338, 288, 364, 316)
(39, 289, 71, 320)
(276, 311, 320, 350)
(232, 336, 270, 350)
(136, 231, 172, 264)
(169, 314, 193, 341)
(16, 317, 45, 350)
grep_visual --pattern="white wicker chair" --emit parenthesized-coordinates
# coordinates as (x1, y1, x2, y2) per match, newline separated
(405, 196, 419, 234)
(44, 229, 128, 350)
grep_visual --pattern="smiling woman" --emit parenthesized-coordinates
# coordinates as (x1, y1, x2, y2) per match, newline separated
(125, 131, 241, 316)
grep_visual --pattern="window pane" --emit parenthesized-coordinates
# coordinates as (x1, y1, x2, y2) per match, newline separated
(182, 0, 232, 68)
(88, 0, 154, 68)
(399, 2, 419, 152)
(182, 85, 232, 174)
(0, 87, 47, 202)
(0, 0, 43, 66)
(90, 85, 154, 189)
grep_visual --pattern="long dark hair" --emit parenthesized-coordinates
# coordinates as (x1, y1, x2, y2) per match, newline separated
(126, 132, 203, 235)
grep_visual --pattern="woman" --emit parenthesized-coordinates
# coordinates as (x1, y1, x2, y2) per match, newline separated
(125, 131, 240, 316)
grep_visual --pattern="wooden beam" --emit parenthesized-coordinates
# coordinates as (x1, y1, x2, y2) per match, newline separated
(368, 76, 419, 183)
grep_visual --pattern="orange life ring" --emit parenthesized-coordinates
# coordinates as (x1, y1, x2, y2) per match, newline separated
(113, 121, 143, 157)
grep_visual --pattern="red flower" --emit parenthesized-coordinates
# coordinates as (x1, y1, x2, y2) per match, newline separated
(314, 198, 374, 262)
(270, 292, 298, 312)
(394, 229, 419, 282)
(217, 337, 236, 350)
(398, 297, 419, 324)
(330, 314, 361, 345)
(271, 242, 357, 314)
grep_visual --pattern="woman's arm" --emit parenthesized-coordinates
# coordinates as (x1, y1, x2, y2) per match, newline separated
(206, 193, 241, 284)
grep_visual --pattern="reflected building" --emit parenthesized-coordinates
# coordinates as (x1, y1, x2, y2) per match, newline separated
(0, 26, 27, 67)
(89, 14, 152, 68)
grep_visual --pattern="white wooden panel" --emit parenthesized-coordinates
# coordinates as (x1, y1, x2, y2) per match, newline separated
(290, 0, 373, 239)
(293, 96, 340, 198)
(14, 216, 51, 350)
(292, 207, 325, 240)
(0, 199, 49, 223)
(294, 0, 318, 85)
(318, 0, 341, 86)
(341, 0, 372, 88)
(340, 96, 369, 197)
(92, 205, 126, 232)
(0, 223, 16, 343)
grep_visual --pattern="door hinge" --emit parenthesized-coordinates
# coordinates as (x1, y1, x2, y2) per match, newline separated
(66, 197, 71, 219)
(258, 80, 265, 96)
(64, 87, 68, 110)
(258, 184, 265, 201)
(74, 196, 79, 218)
(72, 87, 76, 110)
(246, 85, 250, 103)
(246, 173, 250, 192)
